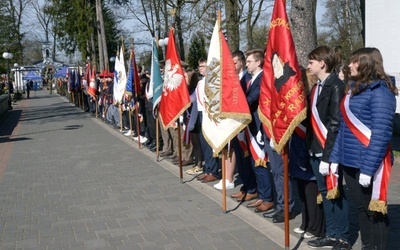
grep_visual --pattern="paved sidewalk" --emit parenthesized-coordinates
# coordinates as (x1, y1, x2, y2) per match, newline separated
(0, 90, 399, 250)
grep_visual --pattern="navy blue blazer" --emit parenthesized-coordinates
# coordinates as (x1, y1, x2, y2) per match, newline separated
(240, 71, 262, 136)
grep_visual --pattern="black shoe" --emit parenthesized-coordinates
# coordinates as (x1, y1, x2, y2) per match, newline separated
(146, 142, 156, 149)
(332, 241, 352, 250)
(263, 209, 278, 218)
(144, 140, 153, 147)
(308, 235, 337, 249)
(272, 210, 295, 223)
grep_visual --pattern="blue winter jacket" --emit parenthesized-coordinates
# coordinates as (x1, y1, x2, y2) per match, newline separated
(330, 80, 396, 177)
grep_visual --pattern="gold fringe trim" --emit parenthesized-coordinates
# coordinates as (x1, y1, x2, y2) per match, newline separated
(316, 193, 323, 204)
(258, 108, 307, 154)
(204, 122, 250, 157)
(369, 200, 388, 215)
(254, 159, 267, 168)
(160, 102, 192, 131)
(326, 187, 340, 200)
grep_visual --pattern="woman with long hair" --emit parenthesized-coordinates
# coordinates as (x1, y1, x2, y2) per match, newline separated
(330, 47, 398, 250)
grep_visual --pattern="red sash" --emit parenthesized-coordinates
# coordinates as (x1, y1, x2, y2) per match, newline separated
(310, 85, 339, 199)
(341, 93, 391, 214)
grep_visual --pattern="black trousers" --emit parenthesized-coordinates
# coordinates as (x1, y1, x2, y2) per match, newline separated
(342, 165, 389, 250)
(296, 178, 325, 237)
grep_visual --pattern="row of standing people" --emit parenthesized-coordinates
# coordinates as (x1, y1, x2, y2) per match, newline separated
(78, 45, 396, 250)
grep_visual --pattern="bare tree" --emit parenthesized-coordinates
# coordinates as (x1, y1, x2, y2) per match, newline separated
(244, 0, 272, 50)
(5, 0, 31, 64)
(318, 0, 363, 60)
(30, 0, 53, 42)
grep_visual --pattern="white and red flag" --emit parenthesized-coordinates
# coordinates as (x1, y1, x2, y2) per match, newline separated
(87, 63, 98, 98)
(159, 28, 191, 130)
(258, 0, 307, 154)
(202, 20, 252, 155)
(113, 43, 127, 104)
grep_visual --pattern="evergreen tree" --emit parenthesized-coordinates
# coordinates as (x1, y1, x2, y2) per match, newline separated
(0, 1, 14, 74)
(187, 32, 207, 70)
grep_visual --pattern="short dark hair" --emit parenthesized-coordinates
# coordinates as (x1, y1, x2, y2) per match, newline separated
(198, 57, 207, 64)
(232, 50, 245, 62)
(307, 46, 337, 73)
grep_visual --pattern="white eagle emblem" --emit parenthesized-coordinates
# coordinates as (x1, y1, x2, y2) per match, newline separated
(163, 59, 183, 95)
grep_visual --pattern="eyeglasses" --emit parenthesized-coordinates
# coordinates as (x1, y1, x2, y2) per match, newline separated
(198, 65, 206, 68)
(246, 60, 258, 63)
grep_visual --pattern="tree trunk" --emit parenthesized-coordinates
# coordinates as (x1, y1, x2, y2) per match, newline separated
(175, 1, 185, 61)
(289, 0, 317, 67)
(224, 0, 240, 51)
(95, 0, 104, 72)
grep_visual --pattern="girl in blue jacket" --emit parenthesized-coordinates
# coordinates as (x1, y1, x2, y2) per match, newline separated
(330, 47, 398, 250)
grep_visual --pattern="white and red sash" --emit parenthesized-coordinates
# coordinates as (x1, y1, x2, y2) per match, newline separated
(295, 123, 306, 139)
(310, 85, 339, 199)
(244, 127, 267, 167)
(310, 85, 327, 147)
(341, 93, 391, 214)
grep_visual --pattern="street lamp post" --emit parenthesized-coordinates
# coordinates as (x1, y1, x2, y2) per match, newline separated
(13, 63, 20, 98)
(109, 56, 115, 72)
(2, 52, 14, 109)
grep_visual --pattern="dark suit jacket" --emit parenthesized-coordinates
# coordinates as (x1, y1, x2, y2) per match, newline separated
(306, 73, 345, 162)
(241, 71, 263, 136)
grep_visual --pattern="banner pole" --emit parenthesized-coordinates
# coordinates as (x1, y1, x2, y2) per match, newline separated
(283, 143, 290, 249)
(177, 122, 183, 182)
(222, 148, 227, 212)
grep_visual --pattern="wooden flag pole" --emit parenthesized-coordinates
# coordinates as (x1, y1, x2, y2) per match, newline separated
(95, 96, 98, 119)
(177, 122, 183, 182)
(119, 103, 123, 132)
(283, 143, 290, 249)
(222, 148, 227, 212)
(156, 114, 160, 162)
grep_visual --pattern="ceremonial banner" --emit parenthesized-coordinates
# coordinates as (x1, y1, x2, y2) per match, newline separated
(159, 29, 190, 129)
(87, 63, 98, 98)
(202, 20, 252, 155)
(113, 44, 127, 104)
(126, 45, 140, 99)
(75, 66, 81, 91)
(68, 69, 76, 93)
(151, 39, 163, 117)
(258, 0, 306, 153)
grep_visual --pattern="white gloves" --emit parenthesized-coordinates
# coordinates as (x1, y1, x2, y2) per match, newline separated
(330, 163, 338, 175)
(359, 173, 372, 187)
(319, 161, 330, 176)
(269, 138, 275, 150)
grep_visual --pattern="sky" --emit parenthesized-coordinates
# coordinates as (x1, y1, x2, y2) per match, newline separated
(22, 0, 327, 63)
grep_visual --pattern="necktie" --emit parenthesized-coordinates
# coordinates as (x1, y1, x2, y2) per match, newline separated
(318, 83, 323, 95)
(246, 79, 252, 92)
